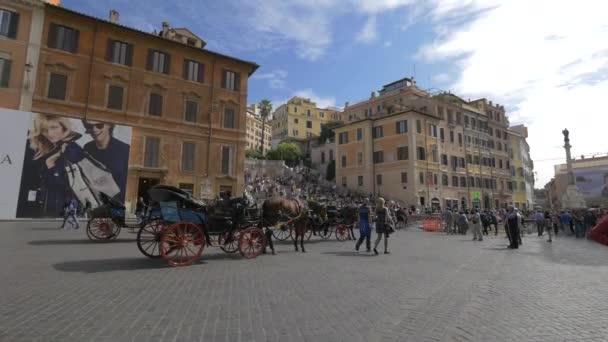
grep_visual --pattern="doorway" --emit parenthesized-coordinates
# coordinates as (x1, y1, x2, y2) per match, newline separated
(138, 177, 160, 204)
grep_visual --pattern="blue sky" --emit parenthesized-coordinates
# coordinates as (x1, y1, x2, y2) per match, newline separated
(64, 0, 608, 186)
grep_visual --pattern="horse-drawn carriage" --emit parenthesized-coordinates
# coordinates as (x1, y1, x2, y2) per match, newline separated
(87, 185, 266, 266)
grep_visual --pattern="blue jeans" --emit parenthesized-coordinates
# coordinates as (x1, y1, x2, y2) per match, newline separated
(575, 223, 585, 238)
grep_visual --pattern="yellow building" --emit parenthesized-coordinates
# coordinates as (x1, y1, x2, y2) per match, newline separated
(334, 77, 515, 210)
(271, 96, 339, 145)
(509, 125, 535, 209)
(246, 104, 271, 153)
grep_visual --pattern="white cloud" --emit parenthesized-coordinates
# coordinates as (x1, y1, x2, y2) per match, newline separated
(293, 88, 337, 109)
(416, 0, 608, 186)
(251, 69, 288, 89)
(354, 0, 416, 13)
(384, 41, 393, 47)
(356, 15, 378, 43)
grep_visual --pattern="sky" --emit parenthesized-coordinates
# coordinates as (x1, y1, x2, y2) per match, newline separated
(64, 0, 608, 187)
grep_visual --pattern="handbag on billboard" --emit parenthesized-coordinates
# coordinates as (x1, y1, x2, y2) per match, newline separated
(65, 156, 120, 208)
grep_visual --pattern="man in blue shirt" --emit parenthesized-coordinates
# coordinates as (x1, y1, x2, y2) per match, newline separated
(560, 210, 573, 235)
(82, 120, 130, 201)
(355, 199, 372, 252)
(60, 198, 79, 229)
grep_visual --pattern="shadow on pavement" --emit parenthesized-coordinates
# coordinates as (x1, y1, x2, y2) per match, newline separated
(53, 257, 192, 273)
(29, 238, 136, 246)
(322, 251, 376, 257)
(273, 238, 342, 246)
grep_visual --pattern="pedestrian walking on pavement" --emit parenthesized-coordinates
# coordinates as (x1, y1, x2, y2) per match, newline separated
(534, 209, 545, 236)
(355, 199, 372, 253)
(373, 197, 394, 255)
(506, 206, 520, 249)
(458, 211, 469, 235)
(544, 211, 553, 242)
(470, 209, 483, 241)
(60, 198, 79, 229)
(444, 208, 454, 234)
(451, 209, 460, 235)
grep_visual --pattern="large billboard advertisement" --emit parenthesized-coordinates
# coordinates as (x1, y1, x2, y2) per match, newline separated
(0, 108, 131, 219)
(574, 167, 608, 206)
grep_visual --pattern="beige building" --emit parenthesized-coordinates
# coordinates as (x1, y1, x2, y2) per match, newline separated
(509, 125, 535, 209)
(334, 77, 514, 210)
(548, 155, 608, 209)
(245, 104, 271, 153)
(271, 96, 339, 145)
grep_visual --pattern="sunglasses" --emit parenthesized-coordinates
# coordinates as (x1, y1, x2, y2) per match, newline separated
(84, 123, 105, 130)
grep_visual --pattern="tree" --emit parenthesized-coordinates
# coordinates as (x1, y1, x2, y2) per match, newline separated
(245, 149, 264, 159)
(326, 160, 335, 181)
(266, 142, 302, 167)
(258, 99, 272, 154)
(318, 120, 344, 144)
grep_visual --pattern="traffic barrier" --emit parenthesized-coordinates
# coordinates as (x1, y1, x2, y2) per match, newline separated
(423, 216, 443, 232)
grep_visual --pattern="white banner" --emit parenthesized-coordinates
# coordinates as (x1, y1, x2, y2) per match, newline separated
(0, 108, 29, 219)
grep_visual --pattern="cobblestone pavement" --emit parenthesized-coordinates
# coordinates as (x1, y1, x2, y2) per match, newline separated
(1, 221, 608, 342)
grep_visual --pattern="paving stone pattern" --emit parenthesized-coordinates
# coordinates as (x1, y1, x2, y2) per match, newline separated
(1, 222, 608, 342)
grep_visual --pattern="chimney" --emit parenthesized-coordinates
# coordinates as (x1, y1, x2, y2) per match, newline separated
(109, 10, 119, 23)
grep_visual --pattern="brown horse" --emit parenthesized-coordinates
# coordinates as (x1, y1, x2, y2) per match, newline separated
(262, 197, 310, 252)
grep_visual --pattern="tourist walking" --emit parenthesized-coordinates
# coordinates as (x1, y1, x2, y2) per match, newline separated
(451, 209, 460, 235)
(458, 211, 469, 235)
(373, 197, 394, 255)
(444, 208, 454, 234)
(534, 209, 545, 236)
(544, 211, 553, 242)
(355, 199, 372, 252)
(560, 211, 573, 235)
(506, 206, 520, 249)
(470, 209, 483, 241)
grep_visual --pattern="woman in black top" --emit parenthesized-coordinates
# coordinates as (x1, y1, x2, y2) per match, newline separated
(373, 197, 394, 255)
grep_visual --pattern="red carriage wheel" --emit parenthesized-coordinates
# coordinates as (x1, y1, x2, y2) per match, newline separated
(238, 227, 266, 259)
(335, 224, 349, 241)
(137, 219, 166, 259)
(86, 218, 121, 241)
(160, 222, 205, 267)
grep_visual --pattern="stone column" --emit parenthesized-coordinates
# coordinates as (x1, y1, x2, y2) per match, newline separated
(562, 129, 575, 185)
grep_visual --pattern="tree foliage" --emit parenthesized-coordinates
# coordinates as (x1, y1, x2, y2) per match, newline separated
(318, 120, 344, 144)
(266, 142, 302, 167)
(245, 149, 265, 159)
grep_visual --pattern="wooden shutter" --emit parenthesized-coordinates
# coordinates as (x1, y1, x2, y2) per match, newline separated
(72, 29, 79, 53)
(395, 121, 400, 134)
(183, 59, 189, 79)
(221, 69, 226, 88)
(7, 12, 19, 39)
(0, 60, 11, 87)
(163, 53, 171, 74)
(198, 63, 204, 83)
(234, 72, 240, 91)
(47, 23, 58, 48)
(105, 39, 113, 61)
(146, 49, 153, 70)
(125, 43, 133, 66)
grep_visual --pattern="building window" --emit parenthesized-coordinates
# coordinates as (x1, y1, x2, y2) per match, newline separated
(222, 70, 240, 91)
(0, 9, 19, 39)
(372, 126, 383, 139)
(182, 142, 195, 171)
(416, 120, 421, 133)
(321, 152, 325, 164)
(338, 132, 348, 144)
(48, 73, 67, 100)
(144, 137, 160, 168)
(376, 174, 382, 185)
(107, 85, 124, 110)
(185, 100, 198, 123)
(306, 121, 312, 129)
(357, 152, 363, 165)
(147, 50, 170, 74)
(341, 155, 346, 167)
(106, 39, 132, 66)
(357, 128, 363, 141)
(223, 108, 236, 129)
(419, 172, 424, 184)
(417, 146, 426, 160)
(293, 129, 299, 136)
(294, 118, 299, 124)
(221, 146, 234, 175)
(320, 112, 324, 118)
(433, 174, 438, 185)
(329, 149, 334, 161)
(458, 133, 463, 146)
(358, 176, 363, 186)
(441, 154, 448, 165)
(401, 172, 408, 183)
(459, 157, 466, 168)
(396, 120, 408, 134)
(499, 159, 503, 168)
(452, 176, 458, 187)
(450, 130, 454, 143)
(178, 183, 194, 195)
(429, 124, 438, 137)
(456, 112, 462, 125)
(442, 174, 449, 186)
(373, 151, 384, 164)
(148, 93, 163, 116)
(294, 106, 297, 113)
(0, 58, 11, 88)
(397, 146, 409, 160)
(341, 177, 347, 187)
(439, 128, 445, 142)
(460, 177, 467, 188)
(306, 109, 311, 117)
(184, 59, 203, 82)
(48, 24, 79, 53)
